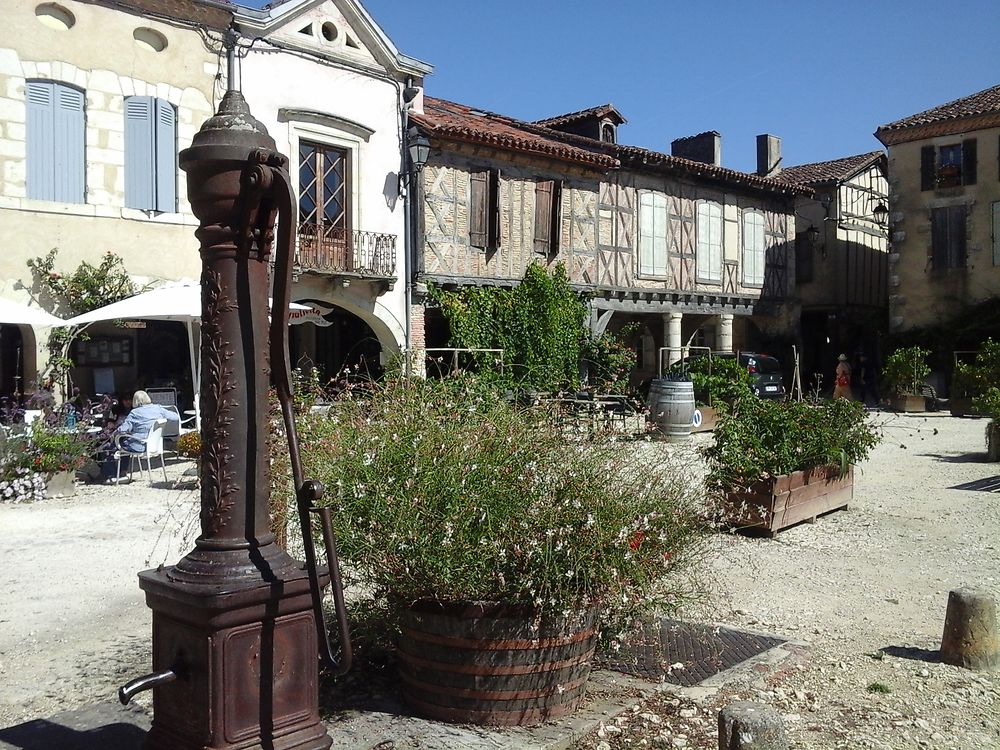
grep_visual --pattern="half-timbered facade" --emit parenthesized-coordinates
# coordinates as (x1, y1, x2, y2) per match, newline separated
(411, 99, 808, 384)
(779, 152, 889, 386)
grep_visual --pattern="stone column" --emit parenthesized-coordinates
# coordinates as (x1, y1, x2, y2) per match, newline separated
(663, 312, 683, 367)
(717, 313, 734, 353)
(941, 589, 999, 670)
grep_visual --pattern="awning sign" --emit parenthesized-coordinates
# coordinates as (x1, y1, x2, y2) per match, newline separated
(289, 302, 334, 327)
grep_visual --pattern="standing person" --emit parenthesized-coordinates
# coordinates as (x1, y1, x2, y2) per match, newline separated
(857, 353, 879, 408)
(833, 353, 853, 400)
(101, 390, 178, 483)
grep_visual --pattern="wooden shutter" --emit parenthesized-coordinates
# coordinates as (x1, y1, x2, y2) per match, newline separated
(487, 168, 501, 251)
(469, 170, 487, 248)
(154, 99, 177, 212)
(638, 192, 655, 275)
(962, 139, 977, 186)
(550, 180, 562, 255)
(992, 201, 1000, 266)
(932, 206, 968, 268)
(124, 96, 155, 210)
(534, 180, 553, 255)
(920, 145, 935, 191)
(53, 84, 85, 203)
(948, 205, 967, 267)
(26, 81, 55, 201)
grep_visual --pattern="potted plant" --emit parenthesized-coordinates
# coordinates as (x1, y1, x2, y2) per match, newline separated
(704, 395, 881, 536)
(950, 340, 1000, 417)
(272, 375, 708, 726)
(682, 355, 754, 431)
(882, 346, 931, 412)
(0, 418, 96, 499)
(973, 388, 1000, 461)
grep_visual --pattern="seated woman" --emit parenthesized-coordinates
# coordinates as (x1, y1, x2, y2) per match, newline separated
(101, 390, 179, 483)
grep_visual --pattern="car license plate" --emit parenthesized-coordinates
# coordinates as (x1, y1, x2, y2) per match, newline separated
(765, 385, 778, 392)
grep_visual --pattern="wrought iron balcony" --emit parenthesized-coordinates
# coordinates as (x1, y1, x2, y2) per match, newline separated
(296, 223, 397, 278)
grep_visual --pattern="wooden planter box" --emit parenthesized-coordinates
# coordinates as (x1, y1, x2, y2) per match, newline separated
(726, 465, 853, 537)
(692, 405, 719, 433)
(890, 394, 925, 413)
(949, 397, 980, 418)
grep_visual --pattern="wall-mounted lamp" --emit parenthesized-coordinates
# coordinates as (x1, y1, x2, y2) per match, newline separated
(407, 126, 430, 173)
(872, 202, 889, 227)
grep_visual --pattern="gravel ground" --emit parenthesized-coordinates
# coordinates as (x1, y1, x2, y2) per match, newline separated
(1, 414, 998, 750)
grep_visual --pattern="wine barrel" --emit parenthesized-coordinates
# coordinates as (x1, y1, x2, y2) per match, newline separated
(646, 379, 695, 441)
(397, 600, 599, 726)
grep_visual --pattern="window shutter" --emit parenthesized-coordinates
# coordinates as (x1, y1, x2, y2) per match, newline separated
(949, 205, 967, 267)
(154, 99, 177, 212)
(550, 180, 563, 255)
(962, 139, 977, 186)
(795, 233, 813, 283)
(469, 170, 487, 248)
(533, 180, 553, 255)
(992, 201, 1000, 266)
(652, 194, 667, 276)
(124, 96, 154, 210)
(53, 84, 85, 203)
(639, 192, 655, 275)
(26, 81, 55, 201)
(931, 208, 947, 269)
(920, 145, 935, 191)
(487, 168, 501, 251)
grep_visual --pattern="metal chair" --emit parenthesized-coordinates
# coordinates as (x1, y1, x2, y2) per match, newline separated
(113, 418, 168, 484)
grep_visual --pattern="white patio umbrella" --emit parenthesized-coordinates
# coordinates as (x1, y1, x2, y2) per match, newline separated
(60, 283, 306, 429)
(0, 297, 64, 327)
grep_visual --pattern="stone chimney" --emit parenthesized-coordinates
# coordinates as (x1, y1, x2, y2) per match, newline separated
(756, 134, 781, 177)
(671, 131, 721, 166)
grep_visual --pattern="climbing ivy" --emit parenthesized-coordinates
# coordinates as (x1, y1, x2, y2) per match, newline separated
(26, 249, 139, 393)
(430, 263, 589, 391)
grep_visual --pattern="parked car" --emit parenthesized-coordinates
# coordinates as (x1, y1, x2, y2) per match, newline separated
(664, 351, 786, 400)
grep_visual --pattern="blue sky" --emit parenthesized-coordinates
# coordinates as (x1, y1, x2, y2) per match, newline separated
(250, 1, 1000, 173)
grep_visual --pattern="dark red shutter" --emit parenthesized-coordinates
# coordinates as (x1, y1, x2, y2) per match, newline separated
(550, 180, 563, 255)
(949, 205, 967, 267)
(533, 180, 553, 255)
(920, 146, 935, 191)
(962, 139, 977, 185)
(469, 170, 487, 248)
(487, 168, 501, 251)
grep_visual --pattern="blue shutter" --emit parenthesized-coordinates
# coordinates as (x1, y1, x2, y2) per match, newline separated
(154, 99, 176, 212)
(26, 81, 55, 201)
(53, 84, 85, 203)
(124, 96, 154, 210)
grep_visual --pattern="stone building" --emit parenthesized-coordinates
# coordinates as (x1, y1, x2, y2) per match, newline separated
(409, 99, 809, 384)
(875, 83, 1000, 334)
(778, 151, 889, 388)
(0, 0, 429, 401)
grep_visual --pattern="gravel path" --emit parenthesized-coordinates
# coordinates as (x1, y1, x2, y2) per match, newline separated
(1, 415, 998, 750)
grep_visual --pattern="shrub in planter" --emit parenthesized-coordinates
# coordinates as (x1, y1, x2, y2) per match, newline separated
(704, 395, 881, 533)
(272, 375, 710, 724)
(681, 355, 754, 407)
(0, 419, 95, 502)
(883, 346, 931, 411)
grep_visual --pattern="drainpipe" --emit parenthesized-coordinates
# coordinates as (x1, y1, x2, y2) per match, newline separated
(401, 78, 417, 379)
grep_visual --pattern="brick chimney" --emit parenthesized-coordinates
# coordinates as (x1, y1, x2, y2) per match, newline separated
(671, 131, 721, 166)
(756, 134, 781, 177)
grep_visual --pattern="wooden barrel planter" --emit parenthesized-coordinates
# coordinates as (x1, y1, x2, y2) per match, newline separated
(725, 465, 853, 537)
(397, 600, 600, 726)
(646, 379, 695, 441)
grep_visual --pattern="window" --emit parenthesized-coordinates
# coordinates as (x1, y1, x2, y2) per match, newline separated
(921, 140, 977, 190)
(742, 210, 765, 286)
(469, 168, 500, 251)
(533, 179, 562, 255)
(696, 201, 722, 282)
(299, 140, 352, 269)
(931, 205, 967, 269)
(124, 97, 176, 212)
(992, 201, 1000, 267)
(601, 122, 616, 144)
(638, 192, 668, 276)
(25, 80, 85, 203)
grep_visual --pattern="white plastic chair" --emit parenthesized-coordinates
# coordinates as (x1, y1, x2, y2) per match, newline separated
(113, 418, 168, 484)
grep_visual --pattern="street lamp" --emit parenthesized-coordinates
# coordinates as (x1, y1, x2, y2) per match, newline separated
(873, 202, 889, 227)
(407, 126, 430, 172)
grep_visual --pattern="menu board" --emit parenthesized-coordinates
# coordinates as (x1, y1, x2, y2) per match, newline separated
(72, 336, 132, 367)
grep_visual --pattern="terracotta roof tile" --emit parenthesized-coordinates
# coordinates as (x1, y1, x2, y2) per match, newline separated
(414, 98, 810, 197)
(877, 84, 1000, 133)
(778, 151, 884, 186)
(412, 98, 619, 170)
(534, 104, 627, 127)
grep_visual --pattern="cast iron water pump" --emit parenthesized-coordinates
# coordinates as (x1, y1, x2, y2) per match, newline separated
(118, 52, 350, 750)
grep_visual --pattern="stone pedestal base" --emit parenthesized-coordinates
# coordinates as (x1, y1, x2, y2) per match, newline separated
(941, 588, 999, 671)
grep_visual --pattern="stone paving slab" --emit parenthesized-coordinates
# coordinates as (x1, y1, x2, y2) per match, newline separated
(0, 702, 149, 750)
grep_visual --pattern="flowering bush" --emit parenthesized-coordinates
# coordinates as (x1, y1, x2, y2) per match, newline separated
(0, 468, 47, 504)
(175, 430, 201, 459)
(271, 376, 709, 632)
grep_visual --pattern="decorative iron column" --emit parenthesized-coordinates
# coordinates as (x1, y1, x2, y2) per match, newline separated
(118, 41, 349, 750)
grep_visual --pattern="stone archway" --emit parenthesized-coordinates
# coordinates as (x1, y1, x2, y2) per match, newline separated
(290, 299, 394, 383)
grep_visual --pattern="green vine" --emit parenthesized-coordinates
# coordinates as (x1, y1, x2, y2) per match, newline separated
(26, 249, 139, 393)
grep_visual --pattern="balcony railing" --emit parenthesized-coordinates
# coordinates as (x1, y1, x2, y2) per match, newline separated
(296, 223, 397, 278)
